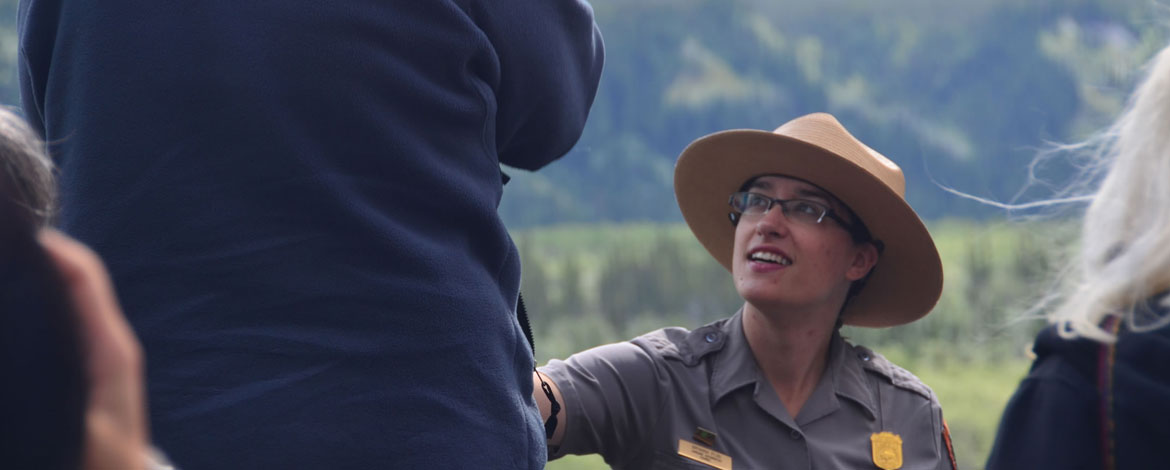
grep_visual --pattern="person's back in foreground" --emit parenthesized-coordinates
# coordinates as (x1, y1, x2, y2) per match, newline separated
(19, 1, 604, 468)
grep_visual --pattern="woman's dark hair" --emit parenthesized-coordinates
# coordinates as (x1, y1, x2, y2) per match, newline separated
(0, 126, 86, 468)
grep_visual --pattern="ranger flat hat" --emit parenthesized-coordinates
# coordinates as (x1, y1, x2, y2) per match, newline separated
(674, 112, 943, 327)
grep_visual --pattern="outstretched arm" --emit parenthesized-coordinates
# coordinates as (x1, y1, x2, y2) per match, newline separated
(534, 341, 668, 465)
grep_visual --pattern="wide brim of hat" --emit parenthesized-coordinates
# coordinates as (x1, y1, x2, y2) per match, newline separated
(674, 129, 943, 328)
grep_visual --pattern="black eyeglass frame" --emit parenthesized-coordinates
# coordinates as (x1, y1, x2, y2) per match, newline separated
(727, 191, 872, 244)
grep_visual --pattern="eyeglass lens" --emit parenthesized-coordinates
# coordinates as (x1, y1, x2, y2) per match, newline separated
(731, 192, 829, 225)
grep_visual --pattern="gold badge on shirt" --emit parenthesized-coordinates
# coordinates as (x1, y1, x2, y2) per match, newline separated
(870, 431, 903, 470)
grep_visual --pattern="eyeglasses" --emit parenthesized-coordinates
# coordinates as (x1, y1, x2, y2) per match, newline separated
(728, 191, 857, 233)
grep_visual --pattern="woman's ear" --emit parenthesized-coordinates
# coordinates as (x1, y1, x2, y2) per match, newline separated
(846, 242, 879, 282)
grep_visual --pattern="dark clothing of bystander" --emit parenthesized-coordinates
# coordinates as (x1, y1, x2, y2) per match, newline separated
(987, 293, 1170, 470)
(18, 1, 603, 468)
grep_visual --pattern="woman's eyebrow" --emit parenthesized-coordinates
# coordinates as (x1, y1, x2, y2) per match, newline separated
(749, 180, 838, 206)
(794, 187, 832, 203)
(748, 180, 772, 191)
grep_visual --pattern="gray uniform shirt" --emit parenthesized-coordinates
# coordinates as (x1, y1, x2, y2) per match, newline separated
(541, 311, 955, 470)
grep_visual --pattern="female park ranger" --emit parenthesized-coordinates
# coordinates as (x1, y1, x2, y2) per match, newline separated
(535, 113, 957, 469)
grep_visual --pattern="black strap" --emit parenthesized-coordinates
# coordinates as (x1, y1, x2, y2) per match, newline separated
(518, 293, 560, 439)
(538, 371, 561, 439)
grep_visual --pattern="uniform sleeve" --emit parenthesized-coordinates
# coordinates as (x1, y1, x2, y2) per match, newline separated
(915, 394, 955, 470)
(472, 0, 605, 171)
(985, 358, 1102, 470)
(933, 403, 957, 470)
(540, 341, 670, 465)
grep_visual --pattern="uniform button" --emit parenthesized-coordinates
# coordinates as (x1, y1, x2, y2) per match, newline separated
(858, 351, 871, 361)
(789, 430, 803, 440)
(704, 332, 719, 343)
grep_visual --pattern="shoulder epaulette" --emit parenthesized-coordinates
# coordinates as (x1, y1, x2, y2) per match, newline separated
(633, 318, 729, 366)
(855, 346, 935, 401)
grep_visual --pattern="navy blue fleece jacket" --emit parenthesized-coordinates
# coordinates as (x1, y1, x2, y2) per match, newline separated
(987, 293, 1170, 470)
(18, 1, 603, 468)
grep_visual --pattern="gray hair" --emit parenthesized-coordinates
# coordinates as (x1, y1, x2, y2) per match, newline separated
(1049, 44, 1170, 342)
(0, 108, 55, 226)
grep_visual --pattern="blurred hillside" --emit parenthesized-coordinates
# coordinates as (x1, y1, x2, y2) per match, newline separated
(497, 0, 1165, 226)
(0, 0, 1161, 225)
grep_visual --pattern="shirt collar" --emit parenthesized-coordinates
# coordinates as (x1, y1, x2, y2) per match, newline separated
(809, 331, 878, 422)
(708, 311, 878, 422)
(709, 309, 757, 405)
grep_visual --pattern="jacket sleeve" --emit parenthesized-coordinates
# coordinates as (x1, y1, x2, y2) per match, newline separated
(539, 340, 668, 466)
(17, 0, 51, 139)
(472, 0, 605, 171)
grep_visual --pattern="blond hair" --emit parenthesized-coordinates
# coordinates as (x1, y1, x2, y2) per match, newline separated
(0, 108, 55, 226)
(1051, 45, 1170, 342)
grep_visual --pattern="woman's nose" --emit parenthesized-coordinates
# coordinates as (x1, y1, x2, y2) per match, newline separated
(754, 206, 791, 238)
